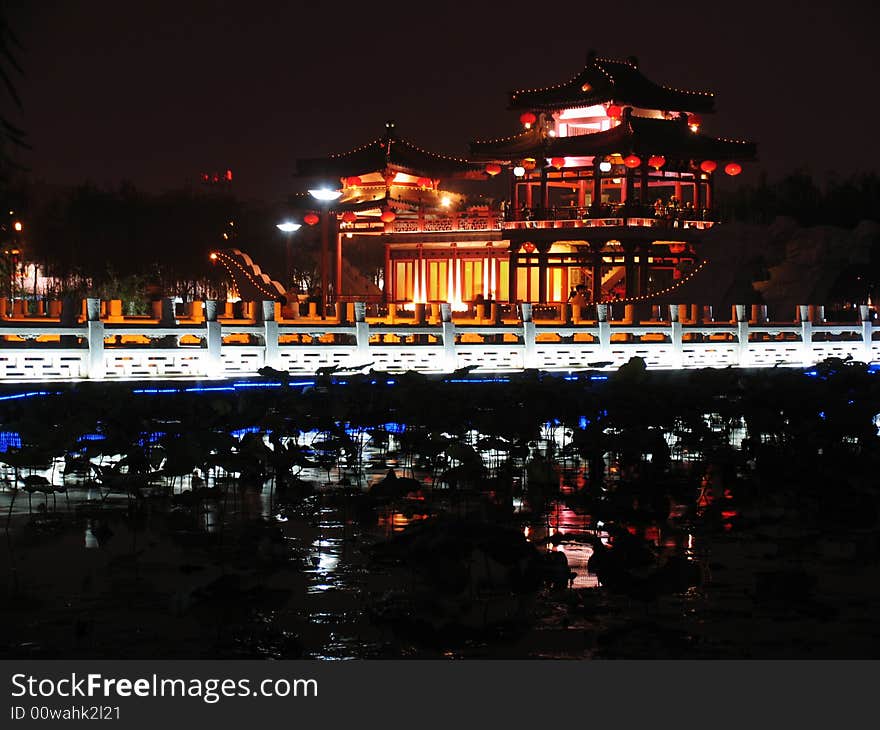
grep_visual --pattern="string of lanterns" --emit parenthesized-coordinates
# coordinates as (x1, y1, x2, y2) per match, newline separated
(601, 260, 709, 304)
(214, 252, 281, 301)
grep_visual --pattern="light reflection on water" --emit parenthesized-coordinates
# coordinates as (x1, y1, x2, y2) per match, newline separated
(0, 420, 710, 658)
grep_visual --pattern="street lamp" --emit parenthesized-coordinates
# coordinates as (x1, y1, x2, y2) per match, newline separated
(308, 188, 343, 319)
(276, 221, 302, 296)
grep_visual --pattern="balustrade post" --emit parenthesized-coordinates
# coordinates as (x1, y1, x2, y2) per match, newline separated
(86, 297, 105, 379)
(355, 302, 371, 358)
(670, 304, 683, 368)
(205, 300, 223, 378)
(262, 300, 280, 369)
(440, 303, 457, 371)
(859, 304, 872, 363)
(735, 304, 749, 366)
(798, 305, 813, 366)
(596, 303, 611, 360)
(520, 303, 537, 369)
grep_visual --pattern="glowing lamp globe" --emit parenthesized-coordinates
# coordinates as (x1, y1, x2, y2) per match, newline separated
(303, 212, 320, 226)
(606, 104, 622, 119)
(550, 157, 566, 169)
(623, 155, 642, 169)
(519, 112, 537, 127)
(724, 162, 742, 176)
(513, 166, 526, 178)
(648, 155, 666, 169)
(380, 209, 397, 223)
(485, 163, 502, 176)
(341, 211, 358, 224)
(598, 160, 612, 173)
(700, 160, 717, 173)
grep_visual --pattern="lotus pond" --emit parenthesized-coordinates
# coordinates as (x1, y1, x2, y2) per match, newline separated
(2, 359, 880, 659)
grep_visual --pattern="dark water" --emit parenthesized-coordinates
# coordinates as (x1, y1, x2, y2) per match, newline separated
(2, 373, 880, 659)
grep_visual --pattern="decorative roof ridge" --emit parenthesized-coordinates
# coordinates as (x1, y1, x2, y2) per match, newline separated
(471, 128, 535, 146)
(511, 54, 715, 102)
(396, 136, 472, 164)
(328, 137, 384, 160)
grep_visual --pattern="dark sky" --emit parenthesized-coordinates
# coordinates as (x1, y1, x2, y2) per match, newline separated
(6, 0, 880, 201)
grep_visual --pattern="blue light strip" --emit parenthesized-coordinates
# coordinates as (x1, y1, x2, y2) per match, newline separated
(0, 390, 52, 401)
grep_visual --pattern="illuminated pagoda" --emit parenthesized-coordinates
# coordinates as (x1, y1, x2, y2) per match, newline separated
(294, 121, 491, 310)
(469, 51, 757, 305)
(289, 54, 756, 310)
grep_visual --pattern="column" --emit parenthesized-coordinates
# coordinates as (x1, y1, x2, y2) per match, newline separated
(596, 303, 611, 360)
(623, 244, 636, 298)
(590, 243, 602, 303)
(521, 303, 537, 369)
(262, 300, 280, 369)
(638, 244, 650, 297)
(736, 304, 749, 366)
(205, 300, 223, 378)
(86, 298, 105, 379)
(440, 303, 456, 371)
(591, 163, 602, 214)
(799, 304, 812, 366)
(670, 304, 683, 368)
(355, 302, 370, 359)
(537, 247, 548, 304)
(860, 304, 872, 363)
(508, 249, 518, 303)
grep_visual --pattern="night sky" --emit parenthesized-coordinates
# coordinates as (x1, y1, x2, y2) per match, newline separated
(6, 0, 880, 201)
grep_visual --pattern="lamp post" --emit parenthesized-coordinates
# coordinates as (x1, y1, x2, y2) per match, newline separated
(276, 221, 301, 297)
(308, 188, 342, 319)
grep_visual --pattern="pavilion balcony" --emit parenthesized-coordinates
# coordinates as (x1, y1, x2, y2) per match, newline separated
(389, 214, 503, 234)
(502, 205, 718, 231)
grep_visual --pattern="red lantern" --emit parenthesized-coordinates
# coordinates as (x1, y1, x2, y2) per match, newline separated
(522, 158, 537, 171)
(669, 243, 687, 254)
(624, 154, 641, 169)
(522, 242, 536, 253)
(303, 212, 320, 226)
(606, 104, 622, 119)
(346, 176, 361, 187)
(648, 155, 666, 169)
(485, 163, 502, 176)
(724, 162, 742, 176)
(688, 114, 702, 128)
(380, 209, 396, 223)
(700, 160, 717, 173)
(550, 157, 565, 169)
(519, 111, 537, 127)
(416, 176, 432, 188)
(341, 211, 357, 224)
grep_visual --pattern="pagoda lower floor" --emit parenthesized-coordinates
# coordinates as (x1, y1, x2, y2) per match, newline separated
(371, 226, 702, 307)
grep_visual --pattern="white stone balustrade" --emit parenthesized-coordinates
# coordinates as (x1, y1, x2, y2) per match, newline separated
(0, 300, 875, 381)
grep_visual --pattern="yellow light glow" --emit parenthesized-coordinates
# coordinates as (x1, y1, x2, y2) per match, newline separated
(13, 221, 22, 232)
(441, 196, 451, 207)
